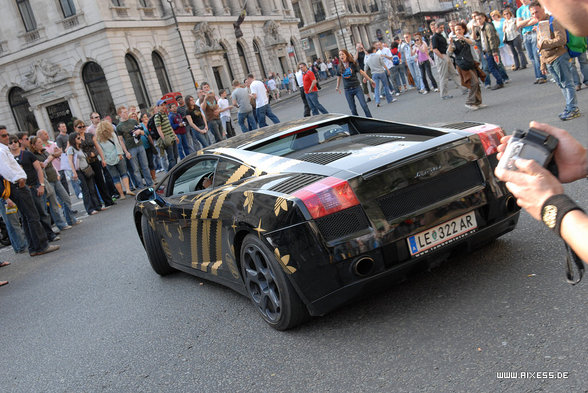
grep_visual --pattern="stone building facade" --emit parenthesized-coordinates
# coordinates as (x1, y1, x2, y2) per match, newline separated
(292, 0, 389, 61)
(0, 0, 304, 137)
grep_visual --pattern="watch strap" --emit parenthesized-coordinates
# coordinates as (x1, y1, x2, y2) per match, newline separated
(541, 194, 584, 237)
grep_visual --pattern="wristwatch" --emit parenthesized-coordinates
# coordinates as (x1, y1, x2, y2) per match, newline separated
(39, 183, 45, 187)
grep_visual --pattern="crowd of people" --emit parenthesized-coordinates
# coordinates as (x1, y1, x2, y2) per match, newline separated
(2, 0, 588, 287)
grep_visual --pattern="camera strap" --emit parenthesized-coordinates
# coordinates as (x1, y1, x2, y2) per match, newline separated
(565, 243, 585, 285)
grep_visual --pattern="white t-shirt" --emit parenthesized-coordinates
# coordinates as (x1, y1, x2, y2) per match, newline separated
(320, 63, 328, 72)
(267, 79, 277, 91)
(218, 97, 231, 119)
(250, 80, 269, 107)
(295, 70, 304, 87)
(378, 47, 394, 69)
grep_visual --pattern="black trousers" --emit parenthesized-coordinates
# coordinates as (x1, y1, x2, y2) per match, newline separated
(10, 185, 48, 254)
(89, 160, 114, 206)
(299, 87, 311, 117)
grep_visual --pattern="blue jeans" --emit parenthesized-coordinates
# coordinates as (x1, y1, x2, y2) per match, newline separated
(372, 72, 394, 104)
(407, 60, 424, 90)
(523, 31, 546, 80)
(570, 52, 588, 86)
(344, 86, 372, 117)
(0, 199, 28, 252)
(483, 52, 504, 85)
(176, 133, 194, 159)
(129, 145, 153, 187)
(390, 66, 402, 92)
(256, 104, 280, 128)
(237, 111, 257, 133)
(305, 91, 329, 115)
(163, 141, 178, 172)
(190, 128, 210, 150)
(546, 52, 578, 112)
(49, 180, 78, 226)
(45, 182, 67, 230)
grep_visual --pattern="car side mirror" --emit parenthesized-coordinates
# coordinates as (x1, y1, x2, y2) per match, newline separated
(136, 187, 156, 202)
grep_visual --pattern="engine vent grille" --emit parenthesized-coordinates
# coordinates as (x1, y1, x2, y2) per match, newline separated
(269, 173, 325, 194)
(356, 135, 405, 146)
(297, 152, 352, 165)
(441, 121, 484, 130)
(315, 205, 370, 242)
(377, 162, 483, 221)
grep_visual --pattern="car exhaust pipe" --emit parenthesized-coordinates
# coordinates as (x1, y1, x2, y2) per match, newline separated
(505, 196, 517, 213)
(352, 256, 375, 277)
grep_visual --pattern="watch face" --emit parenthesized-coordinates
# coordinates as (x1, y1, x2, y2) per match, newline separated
(543, 205, 558, 229)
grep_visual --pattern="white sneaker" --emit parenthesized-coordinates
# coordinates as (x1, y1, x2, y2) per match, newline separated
(465, 104, 479, 110)
(434, 88, 439, 92)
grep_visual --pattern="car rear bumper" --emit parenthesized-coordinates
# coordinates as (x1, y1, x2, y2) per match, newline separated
(305, 210, 520, 316)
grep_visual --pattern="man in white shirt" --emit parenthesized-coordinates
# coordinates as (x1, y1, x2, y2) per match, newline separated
(246, 73, 280, 128)
(0, 126, 59, 256)
(375, 41, 400, 95)
(295, 69, 311, 117)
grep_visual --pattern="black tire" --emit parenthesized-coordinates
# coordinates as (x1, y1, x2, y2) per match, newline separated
(141, 215, 175, 276)
(240, 234, 309, 330)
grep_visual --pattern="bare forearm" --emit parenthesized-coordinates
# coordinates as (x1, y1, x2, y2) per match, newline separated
(561, 210, 588, 263)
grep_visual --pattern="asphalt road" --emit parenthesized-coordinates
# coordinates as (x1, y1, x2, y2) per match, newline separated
(1, 66, 588, 393)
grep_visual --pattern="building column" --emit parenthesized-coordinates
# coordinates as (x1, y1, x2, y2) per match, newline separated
(352, 25, 361, 46)
(209, 0, 225, 15)
(360, 25, 370, 46)
(191, 0, 207, 15)
(33, 106, 48, 135)
(227, 0, 241, 15)
(258, 0, 272, 15)
(312, 36, 322, 60)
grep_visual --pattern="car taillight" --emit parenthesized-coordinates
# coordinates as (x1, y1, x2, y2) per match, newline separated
(474, 126, 505, 155)
(292, 177, 360, 219)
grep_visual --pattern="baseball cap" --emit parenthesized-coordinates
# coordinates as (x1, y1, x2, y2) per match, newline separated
(156, 98, 169, 106)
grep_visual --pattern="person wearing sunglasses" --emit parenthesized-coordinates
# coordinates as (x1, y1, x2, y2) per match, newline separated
(0, 127, 59, 256)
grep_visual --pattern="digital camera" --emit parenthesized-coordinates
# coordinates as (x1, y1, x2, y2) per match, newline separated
(497, 128, 559, 172)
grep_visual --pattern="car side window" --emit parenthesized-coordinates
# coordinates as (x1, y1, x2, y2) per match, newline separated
(170, 158, 218, 196)
(213, 158, 255, 187)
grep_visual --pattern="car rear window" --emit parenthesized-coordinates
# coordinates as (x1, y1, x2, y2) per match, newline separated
(246, 123, 356, 157)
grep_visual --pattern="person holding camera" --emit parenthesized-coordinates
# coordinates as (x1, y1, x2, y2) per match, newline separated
(494, 0, 588, 266)
(495, 121, 588, 264)
(116, 106, 153, 188)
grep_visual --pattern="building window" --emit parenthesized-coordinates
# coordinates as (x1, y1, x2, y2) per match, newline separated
(253, 41, 267, 78)
(237, 42, 250, 75)
(8, 87, 38, 134)
(293, 2, 304, 28)
(59, 0, 76, 17)
(152, 51, 172, 94)
(312, 0, 325, 22)
(139, 0, 149, 6)
(125, 54, 151, 111)
(111, 0, 124, 6)
(82, 62, 116, 119)
(17, 0, 37, 32)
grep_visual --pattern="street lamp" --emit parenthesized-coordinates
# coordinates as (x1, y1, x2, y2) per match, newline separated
(166, 0, 197, 90)
(333, 1, 347, 51)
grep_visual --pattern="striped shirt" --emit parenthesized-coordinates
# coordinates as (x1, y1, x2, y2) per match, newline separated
(154, 112, 175, 140)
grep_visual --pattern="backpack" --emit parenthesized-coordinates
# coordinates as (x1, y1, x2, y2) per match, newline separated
(549, 16, 587, 58)
(147, 114, 160, 140)
(392, 54, 400, 66)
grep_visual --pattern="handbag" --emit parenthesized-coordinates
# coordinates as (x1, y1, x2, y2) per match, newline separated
(82, 165, 94, 178)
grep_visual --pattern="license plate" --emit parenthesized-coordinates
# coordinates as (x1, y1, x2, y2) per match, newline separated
(407, 211, 478, 256)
